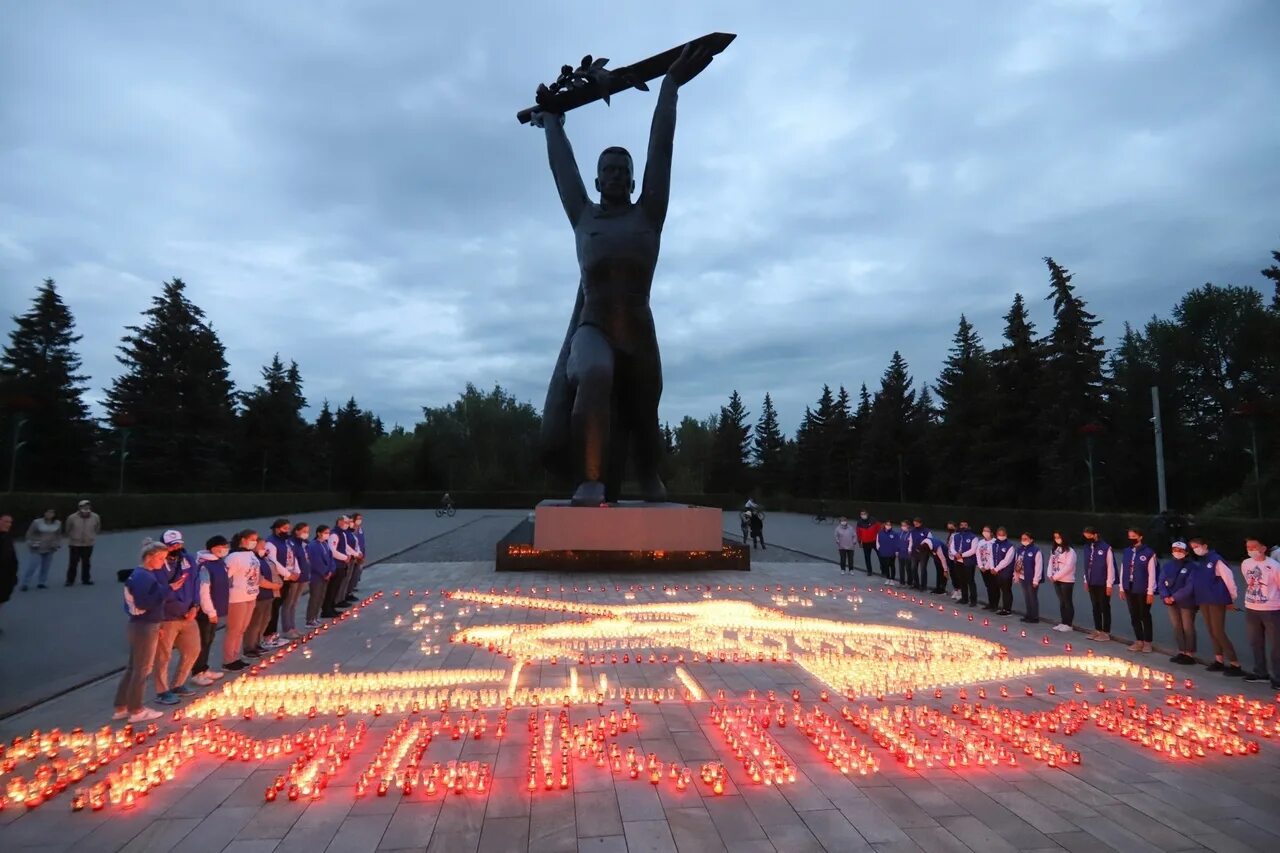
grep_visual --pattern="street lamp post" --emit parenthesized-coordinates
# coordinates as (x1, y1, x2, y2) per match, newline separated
(1079, 422, 1103, 514)
(7, 416, 29, 492)
(1151, 387, 1168, 513)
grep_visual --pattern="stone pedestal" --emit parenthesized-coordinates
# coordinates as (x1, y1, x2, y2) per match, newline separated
(495, 502, 748, 572)
(533, 501, 722, 551)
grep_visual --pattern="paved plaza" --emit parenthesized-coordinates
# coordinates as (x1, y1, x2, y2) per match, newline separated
(2, 510, 1279, 852)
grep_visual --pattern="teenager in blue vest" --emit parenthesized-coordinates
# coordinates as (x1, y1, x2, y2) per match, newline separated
(263, 519, 299, 645)
(347, 513, 367, 600)
(875, 520, 899, 582)
(948, 521, 978, 606)
(1189, 537, 1243, 676)
(928, 531, 950, 595)
(306, 524, 336, 627)
(908, 518, 932, 592)
(974, 526, 998, 610)
(1158, 541, 1198, 665)
(322, 516, 355, 616)
(153, 530, 202, 705)
(283, 521, 313, 638)
(938, 522, 957, 596)
(112, 539, 185, 723)
(1082, 527, 1116, 642)
(1013, 533, 1044, 623)
(192, 535, 231, 685)
(895, 520, 914, 586)
(1119, 528, 1157, 653)
(992, 527, 1017, 615)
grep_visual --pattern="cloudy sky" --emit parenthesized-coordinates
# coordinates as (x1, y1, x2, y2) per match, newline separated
(3, 0, 1278, 434)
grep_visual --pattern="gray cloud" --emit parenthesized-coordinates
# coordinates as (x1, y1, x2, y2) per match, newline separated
(2, 0, 1278, 435)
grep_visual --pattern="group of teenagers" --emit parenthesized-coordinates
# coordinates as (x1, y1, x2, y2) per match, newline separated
(111, 513, 368, 723)
(834, 513, 1280, 689)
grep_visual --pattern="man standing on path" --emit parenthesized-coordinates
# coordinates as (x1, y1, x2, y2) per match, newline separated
(347, 512, 367, 603)
(152, 530, 201, 705)
(64, 499, 101, 586)
(854, 511, 878, 575)
(949, 521, 978, 606)
(835, 517, 857, 574)
(322, 515, 354, 617)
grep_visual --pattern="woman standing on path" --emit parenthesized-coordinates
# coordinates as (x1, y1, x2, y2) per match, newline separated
(1189, 537, 1244, 677)
(1048, 531, 1076, 632)
(20, 508, 62, 590)
(221, 530, 261, 673)
(1158, 541, 1198, 665)
(1014, 533, 1043, 624)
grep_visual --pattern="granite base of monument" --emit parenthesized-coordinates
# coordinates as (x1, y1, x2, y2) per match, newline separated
(495, 501, 749, 571)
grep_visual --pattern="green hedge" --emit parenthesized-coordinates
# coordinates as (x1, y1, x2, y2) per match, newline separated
(0, 492, 347, 532)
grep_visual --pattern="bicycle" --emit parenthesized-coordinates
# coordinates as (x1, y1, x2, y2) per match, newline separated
(435, 505, 456, 518)
(813, 513, 830, 524)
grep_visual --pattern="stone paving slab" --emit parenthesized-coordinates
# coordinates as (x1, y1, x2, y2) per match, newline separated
(3, 554, 1280, 852)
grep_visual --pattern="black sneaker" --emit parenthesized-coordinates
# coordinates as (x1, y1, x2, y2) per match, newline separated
(1224, 665, 1245, 678)
(224, 660, 248, 672)
(83, 581, 94, 585)
(1206, 661, 1226, 672)
(1242, 673, 1267, 683)
(996, 609, 1012, 616)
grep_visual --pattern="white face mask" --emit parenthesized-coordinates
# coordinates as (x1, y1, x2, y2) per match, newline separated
(1192, 547, 1208, 557)
(1248, 549, 1264, 559)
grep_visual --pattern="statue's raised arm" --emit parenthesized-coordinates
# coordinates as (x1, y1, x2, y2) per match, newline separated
(531, 109, 589, 226)
(640, 42, 715, 228)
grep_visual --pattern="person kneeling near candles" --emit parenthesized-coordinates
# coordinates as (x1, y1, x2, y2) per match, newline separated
(112, 539, 187, 723)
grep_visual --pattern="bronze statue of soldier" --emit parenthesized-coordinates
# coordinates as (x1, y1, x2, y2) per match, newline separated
(530, 39, 719, 506)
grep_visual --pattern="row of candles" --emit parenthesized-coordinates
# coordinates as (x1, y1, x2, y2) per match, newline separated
(265, 720, 366, 802)
(709, 704, 797, 786)
(1, 723, 159, 810)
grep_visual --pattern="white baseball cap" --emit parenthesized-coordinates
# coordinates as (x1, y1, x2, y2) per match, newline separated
(162, 529, 184, 546)
(1171, 541, 1188, 551)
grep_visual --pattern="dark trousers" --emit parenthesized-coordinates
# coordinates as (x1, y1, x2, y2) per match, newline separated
(903, 556, 919, 588)
(861, 544, 875, 574)
(322, 564, 349, 614)
(930, 559, 947, 593)
(266, 595, 283, 636)
(1201, 603, 1238, 662)
(997, 575, 1013, 612)
(347, 557, 364, 597)
(878, 554, 896, 580)
(1021, 580, 1040, 621)
(954, 563, 977, 604)
(910, 553, 930, 590)
(1087, 584, 1111, 632)
(981, 571, 998, 608)
(838, 549, 854, 571)
(1245, 609, 1280, 682)
(1125, 593, 1153, 642)
(306, 577, 329, 623)
(192, 611, 216, 674)
(1053, 581, 1075, 626)
(1168, 604, 1197, 653)
(66, 545, 94, 584)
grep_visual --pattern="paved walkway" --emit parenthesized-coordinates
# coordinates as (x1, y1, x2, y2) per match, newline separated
(1, 508, 1277, 852)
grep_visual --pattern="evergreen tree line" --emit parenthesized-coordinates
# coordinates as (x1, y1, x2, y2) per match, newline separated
(3, 249, 1279, 516)
(0, 279, 384, 494)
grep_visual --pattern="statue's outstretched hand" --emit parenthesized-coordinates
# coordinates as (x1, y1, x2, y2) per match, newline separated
(667, 42, 713, 87)
(529, 108, 565, 129)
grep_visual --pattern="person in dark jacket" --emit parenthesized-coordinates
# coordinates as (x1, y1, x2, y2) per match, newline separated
(112, 539, 185, 723)
(1189, 537, 1244, 677)
(1158, 541, 1198, 665)
(874, 520, 898, 582)
(0, 513, 18, 631)
(192, 535, 231, 685)
(749, 511, 765, 550)
(152, 530, 201, 705)
(305, 525, 336, 627)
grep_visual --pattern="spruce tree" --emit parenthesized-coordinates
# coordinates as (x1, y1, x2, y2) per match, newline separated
(1099, 323, 1157, 510)
(709, 391, 751, 494)
(752, 393, 787, 496)
(1263, 247, 1280, 311)
(238, 354, 311, 489)
(1039, 258, 1106, 507)
(933, 315, 993, 501)
(830, 386, 855, 497)
(0, 279, 96, 490)
(848, 384, 872, 497)
(314, 400, 336, 489)
(103, 279, 236, 490)
(332, 397, 377, 494)
(988, 294, 1041, 504)
(856, 352, 917, 501)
